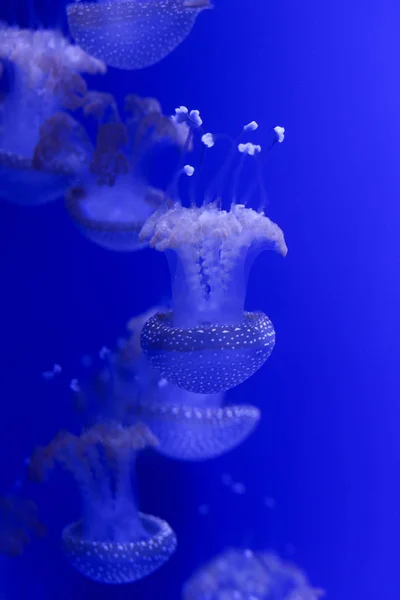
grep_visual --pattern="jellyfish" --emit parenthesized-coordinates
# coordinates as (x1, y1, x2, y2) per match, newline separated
(139, 110, 288, 394)
(0, 24, 106, 205)
(65, 92, 190, 251)
(30, 422, 177, 584)
(182, 548, 324, 600)
(66, 0, 212, 70)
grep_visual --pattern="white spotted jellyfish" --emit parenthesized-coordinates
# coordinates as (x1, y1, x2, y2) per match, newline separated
(139, 108, 288, 394)
(66, 0, 212, 70)
(182, 547, 324, 600)
(114, 309, 260, 460)
(65, 92, 190, 251)
(29, 422, 177, 584)
(0, 24, 106, 205)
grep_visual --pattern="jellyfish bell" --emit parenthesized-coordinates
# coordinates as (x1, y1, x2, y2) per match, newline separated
(141, 307, 276, 395)
(134, 393, 261, 461)
(66, 0, 212, 70)
(0, 25, 106, 205)
(0, 111, 92, 206)
(182, 548, 324, 600)
(65, 92, 189, 252)
(62, 512, 175, 584)
(0, 150, 75, 206)
(30, 423, 177, 584)
(66, 181, 165, 252)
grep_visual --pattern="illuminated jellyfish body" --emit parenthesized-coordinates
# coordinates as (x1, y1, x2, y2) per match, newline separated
(66, 0, 212, 70)
(0, 25, 106, 205)
(182, 548, 324, 600)
(140, 111, 288, 394)
(30, 423, 177, 584)
(113, 311, 261, 460)
(134, 384, 260, 461)
(66, 92, 189, 251)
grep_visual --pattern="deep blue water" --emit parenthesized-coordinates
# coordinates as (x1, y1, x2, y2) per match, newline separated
(0, 0, 399, 598)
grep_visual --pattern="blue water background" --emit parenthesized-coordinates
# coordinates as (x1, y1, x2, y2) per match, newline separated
(0, 0, 399, 598)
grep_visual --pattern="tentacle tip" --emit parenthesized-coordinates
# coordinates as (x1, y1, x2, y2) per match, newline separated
(201, 132, 214, 148)
(183, 164, 195, 176)
(274, 125, 285, 143)
(243, 120, 258, 132)
(238, 142, 261, 155)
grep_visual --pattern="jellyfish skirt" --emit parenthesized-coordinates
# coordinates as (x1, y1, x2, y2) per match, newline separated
(62, 513, 177, 584)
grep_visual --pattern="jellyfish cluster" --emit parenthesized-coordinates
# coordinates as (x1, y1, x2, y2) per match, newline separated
(0, 1, 323, 596)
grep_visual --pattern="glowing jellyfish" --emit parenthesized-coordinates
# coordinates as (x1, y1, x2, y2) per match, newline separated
(66, 0, 212, 70)
(139, 111, 288, 394)
(0, 25, 106, 205)
(66, 92, 190, 251)
(30, 423, 177, 584)
(182, 548, 324, 600)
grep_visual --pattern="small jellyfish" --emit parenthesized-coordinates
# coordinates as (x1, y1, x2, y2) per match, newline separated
(182, 548, 324, 600)
(0, 495, 45, 557)
(139, 111, 287, 394)
(0, 25, 106, 205)
(30, 422, 177, 584)
(66, 0, 212, 70)
(66, 92, 189, 251)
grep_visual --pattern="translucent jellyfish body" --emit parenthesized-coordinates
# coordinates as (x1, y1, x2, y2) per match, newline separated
(30, 423, 177, 583)
(0, 25, 106, 205)
(182, 548, 324, 600)
(134, 390, 260, 461)
(140, 203, 287, 394)
(66, 0, 212, 70)
(66, 93, 189, 251)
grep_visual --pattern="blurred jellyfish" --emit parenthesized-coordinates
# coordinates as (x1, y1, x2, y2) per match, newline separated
(0, 25, 106, 205)
(30, 422, 177, 584)
(66, 0, 212, 70)
(73, 308, 259, 461)
(182, 548, 324, 600)
(66, 92, 190, 251)
(0, 495, 45, 557)
(139, 110, 287, 394)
